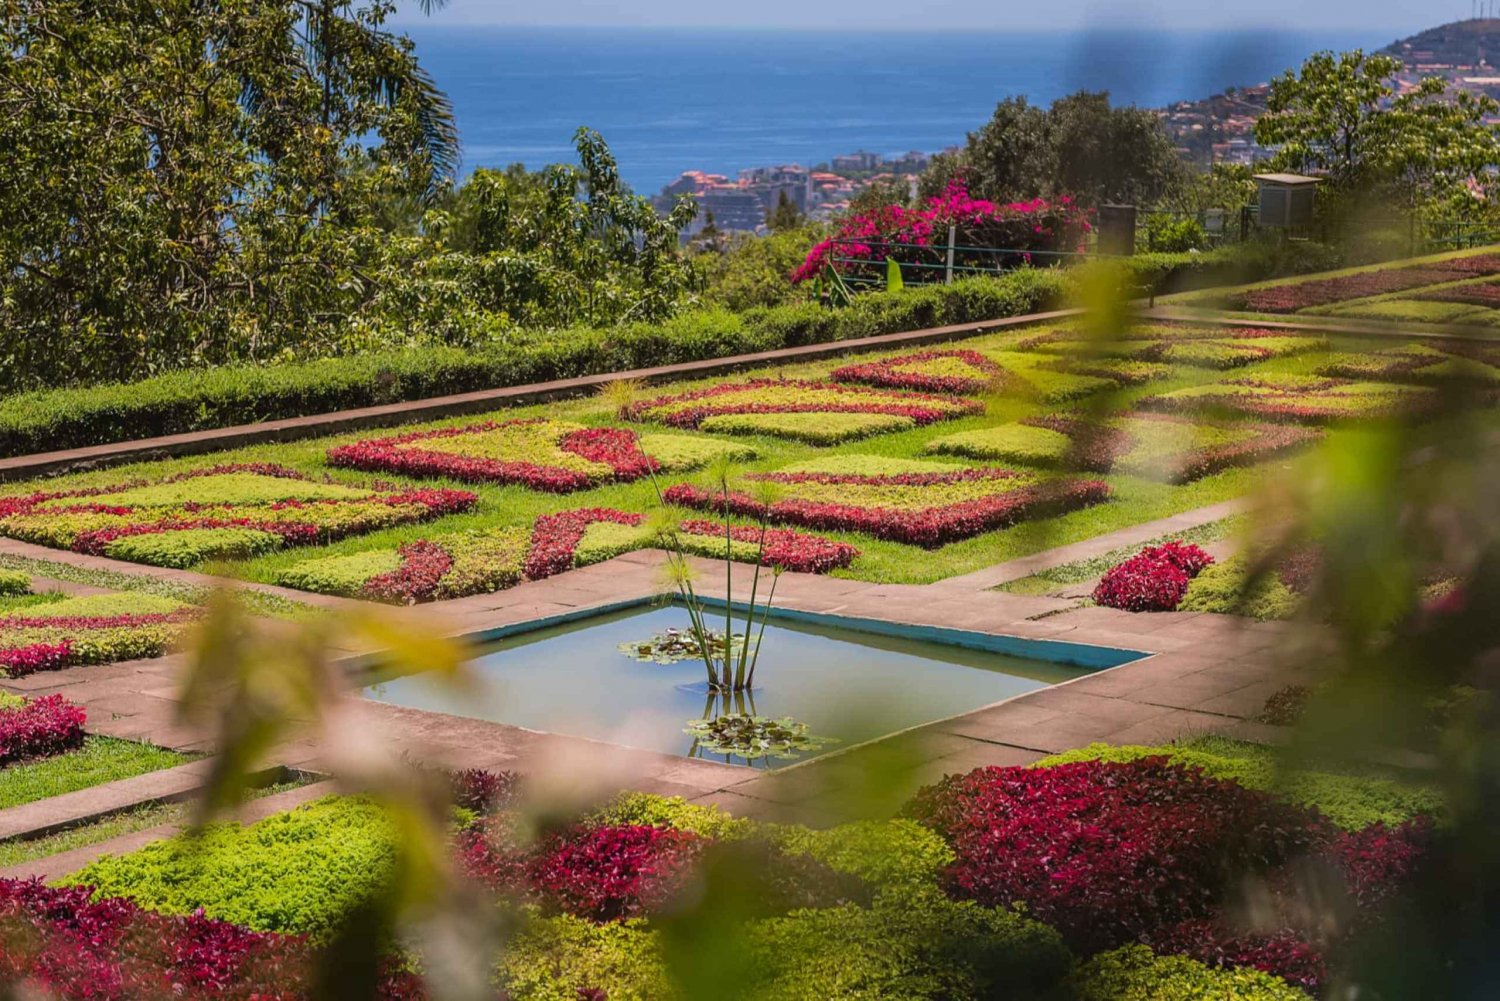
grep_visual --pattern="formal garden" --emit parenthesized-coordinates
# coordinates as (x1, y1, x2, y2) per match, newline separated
(0, 241, 1495, 998)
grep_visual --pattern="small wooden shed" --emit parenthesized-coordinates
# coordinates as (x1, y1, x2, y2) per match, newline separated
(1254, 173, 1321, 229)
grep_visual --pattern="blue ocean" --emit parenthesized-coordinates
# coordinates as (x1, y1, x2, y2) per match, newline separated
(403, 26, 1397, 193)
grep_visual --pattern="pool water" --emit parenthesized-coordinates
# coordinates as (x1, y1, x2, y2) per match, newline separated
(363, 604, 1108, 768)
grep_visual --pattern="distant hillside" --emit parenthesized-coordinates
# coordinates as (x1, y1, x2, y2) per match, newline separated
(1382, 18, 1500, 68)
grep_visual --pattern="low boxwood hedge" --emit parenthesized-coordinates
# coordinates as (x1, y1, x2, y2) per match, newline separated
(0, 272, 1069, 459)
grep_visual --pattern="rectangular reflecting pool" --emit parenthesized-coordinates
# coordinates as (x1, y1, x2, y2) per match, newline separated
(363, 604, 1143, 769)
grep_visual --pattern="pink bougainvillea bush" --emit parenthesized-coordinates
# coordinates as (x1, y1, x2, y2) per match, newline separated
(1139, 376, 1446, 425)
(0, 693, 86, 763)
(623, 379, 982, 444)
(1018, 324, 1327, 370)
(664, 458, 1110, 548)
(0, 464, 475, 568)
(791, 180, 1091, 284)
(829, 349, 1013, 395)
(327, 419, 661, 493)
(0, 593, 201, 676)
(1221, 254, 1500, 313)
(1093, 541, 1216, 612)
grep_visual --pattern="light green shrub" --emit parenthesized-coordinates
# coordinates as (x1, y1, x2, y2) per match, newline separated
(1072, 945, 1311, 1000)
(0, 570, 29, 596)
(926, 424, 1071, 464)
(66, 796, 397, 938)
(698, 411, 915, 443)
(1179, 556, 1301, 620)
(638, 433, 756, 471)
(499, 912, 671, 1001)
(766, 818, 955, 889)
(275, 550, 403, 597)
(104, 527, 284, 568)
(589, 792, 755, 840)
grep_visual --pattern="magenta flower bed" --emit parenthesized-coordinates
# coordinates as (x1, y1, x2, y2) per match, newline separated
(623, 379, 982, 429)
(791, 180, 1090, 284)
(830, 349, 1008, 395)
(1225, 255, 1500, 313)
(524, 507, 645, 580)
(0, 694, 87, 764)
(327, 420, 658, 493)
(665, 471, 1111, 548)
(0, 879, 421, 1001)
(1093, 541, 1215, 612)
(904, 758, 1429, 992)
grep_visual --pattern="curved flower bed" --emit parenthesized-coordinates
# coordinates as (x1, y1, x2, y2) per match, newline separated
(665, 464, 1110, 548)
(0, 693, 87, 764)
(1222, 255, 1500, 313)
(624, 379, 982, 439)
(1139, 377, 1445, 425)
(1018, 324, 1327, 370)
(327, 419, 661, 493)
(929, 412, 1320, 483)
(0, 594, 200, 676)
(1093, 541, 1215, 612)
(0, 464, 474, 568)
(830, 350, 1011, 395)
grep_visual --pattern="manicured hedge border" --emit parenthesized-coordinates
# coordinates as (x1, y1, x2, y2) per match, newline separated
(0, 272, 1069, 460)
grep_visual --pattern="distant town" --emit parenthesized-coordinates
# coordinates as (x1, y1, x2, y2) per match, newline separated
(656, 18, 1500, 237)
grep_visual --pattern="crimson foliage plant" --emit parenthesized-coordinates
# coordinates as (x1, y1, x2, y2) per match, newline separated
(1092, 541, 1214, 612)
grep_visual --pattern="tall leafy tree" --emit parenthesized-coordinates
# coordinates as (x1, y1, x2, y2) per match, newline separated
(1256, 50, 1500, 209)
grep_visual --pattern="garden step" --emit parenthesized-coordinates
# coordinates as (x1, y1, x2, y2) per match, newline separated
(0, 759, 217, 842)
(0, 779, 337, 882)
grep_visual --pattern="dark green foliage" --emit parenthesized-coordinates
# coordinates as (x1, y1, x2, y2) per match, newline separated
(0, 271, 1068, 457)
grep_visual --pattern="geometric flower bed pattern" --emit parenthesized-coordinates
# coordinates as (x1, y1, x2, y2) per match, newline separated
(0, 592, 198, 676)
(1138, 376, 1439, 424)
(0, 463, 475, 568)
(326, 420, 750, 492)
(276, 510, 860, 601)
(624, 379, 983, 444)
(1017, 324, 1326, 370)
(1221, 254, 1500, 313)
(830, 349, 1008, 395)
(1319, 342, 1500, 385)
(1410, 277, 1500, 308)
(663, 456, 1111, 547)
(1092, 542, 1216, 611)
(926, 412, 1321, 483)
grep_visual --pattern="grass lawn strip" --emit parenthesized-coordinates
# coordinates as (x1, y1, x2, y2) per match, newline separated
(0, 735, 193, 810)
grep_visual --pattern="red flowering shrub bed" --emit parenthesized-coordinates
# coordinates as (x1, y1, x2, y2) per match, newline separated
(0, 693, 86, 764)
(525, 508, 646, 580)
(1, 593, 200, 676)
(276, 526, 530, 603)
(664, 460, 1110, 547)
(327, 419, 661, 493)
(0, 464, 474, 568)
(0, 879, 421, 1001)
(829, 349, 1011, 395)
(1222, 254, 1500, 313)
(1093, 541, 1215, 611)
(623, 379, 981, 440)
(792, 180, 1090, 284)
(1139, 377, 1444, 425)
(675, 520, 860, 574)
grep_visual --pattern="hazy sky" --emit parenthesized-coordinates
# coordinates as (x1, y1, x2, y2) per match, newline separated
(391, 0, 1445, 33)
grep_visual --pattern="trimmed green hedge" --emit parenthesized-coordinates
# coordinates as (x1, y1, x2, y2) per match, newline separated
(1124, 241, 1344, 299)
(0, 271, 1069, 459)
